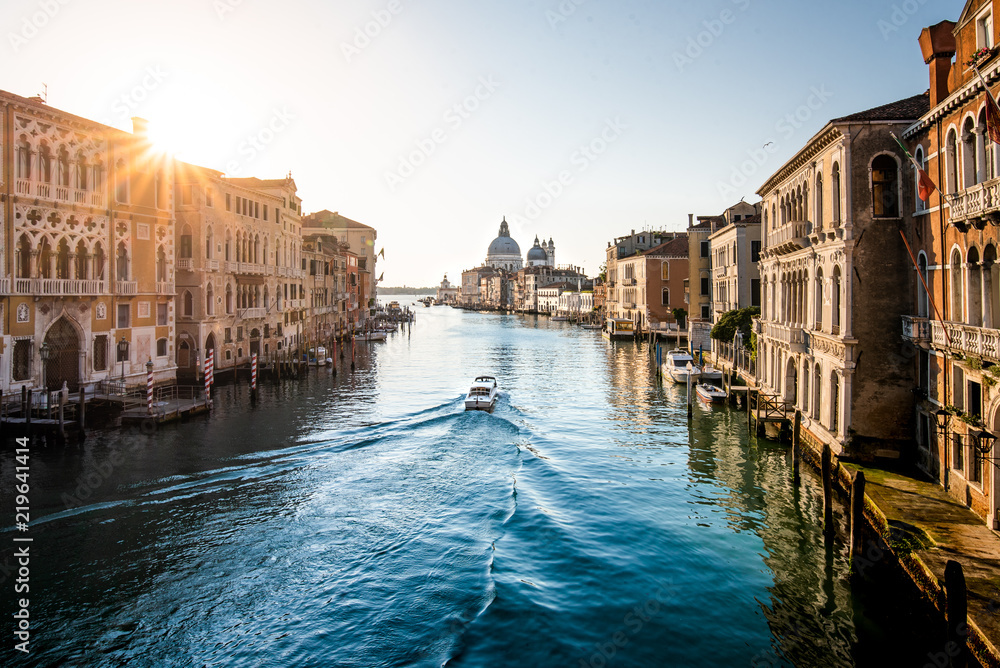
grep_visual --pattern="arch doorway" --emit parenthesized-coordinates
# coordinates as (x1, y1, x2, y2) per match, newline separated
(43, 317, 80, 391)
(784, 358, 798, 404)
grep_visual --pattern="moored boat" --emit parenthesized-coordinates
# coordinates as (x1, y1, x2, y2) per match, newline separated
(695, 383, 727, 403)
(699, 365, 723, 382)
(663, 349, 700, 384)
(354, 331, 388, 342)
(603, 318, 635, 340)
(465, 376, 498, 411)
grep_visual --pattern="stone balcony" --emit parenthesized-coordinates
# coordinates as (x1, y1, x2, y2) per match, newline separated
(5, 278, 107, 296)
(16, 179, 105, 208)
(901, 315, 931, 345)
(241, 307, 267, 319)
(927, 319, 1000, 361)
(116, 280, 138, 295)
(766, 221, 811, 256)
(945, 177, 1000, 230)
(762, 320, 808, 353)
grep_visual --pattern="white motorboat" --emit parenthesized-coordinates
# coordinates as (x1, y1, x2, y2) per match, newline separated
(551, 315, 569, 321)
(354, 331, 388, 342)
(307, 346, 328, 366)
(663, 349, 701, 384)
(581, 323, 602, 330)
(465, 376, 498, 411)
(699, 365, 723, 382)
(695, 383, 727, 403)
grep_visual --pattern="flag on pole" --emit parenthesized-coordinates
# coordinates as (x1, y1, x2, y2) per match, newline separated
(890, 131, 937, 202)
(378, 248, 385, 259)
(972, 65, 1000, 145)
(377, 272, 384, 282)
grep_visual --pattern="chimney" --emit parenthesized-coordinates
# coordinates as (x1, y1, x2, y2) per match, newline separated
(131, 117, 149, 138)
(919, 21, 956, 108)
(688, 214, 694, 228)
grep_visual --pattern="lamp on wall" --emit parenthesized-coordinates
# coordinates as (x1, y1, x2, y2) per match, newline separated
(39, 341, 50, 395)
(935, 409, 952, 491)
(117, 336, 129, 381)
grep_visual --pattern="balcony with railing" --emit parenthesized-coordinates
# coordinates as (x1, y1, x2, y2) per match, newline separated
(762, 321, 808, 352)
(240, 307, 267, 319)
(766, 221, 812, 255)
(7, 277, 107, 296)
(901, 315, 930, 345)
(177, 258, 194, 271)
(16, 179, 105, 207)
(206, 259, 220, 271)
(116, 280, 138, 295)
(945, 177, 1000, 230)
(156, 282, 174, 295)
(928, 320, 1000, 360)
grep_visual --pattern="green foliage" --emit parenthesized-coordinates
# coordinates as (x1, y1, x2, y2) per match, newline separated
(671, 308, 687, 328)
(966, 356, 983, 370)
(710, 307, 760, 342)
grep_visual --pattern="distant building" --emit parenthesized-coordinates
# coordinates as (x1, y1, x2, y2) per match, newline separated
(709, 203, 761, 321)
(485, 217, 523, 272)
(302, 210, 377, 318)
(436, 274, 459, 303)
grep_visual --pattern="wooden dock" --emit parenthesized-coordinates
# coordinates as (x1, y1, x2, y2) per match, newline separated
(119, 385, 211, 425)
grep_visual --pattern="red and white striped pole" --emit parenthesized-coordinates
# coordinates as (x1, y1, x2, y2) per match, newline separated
(146, 361, 154, 415)
(251, 353, 258, 391)
(204, 349, 214, 406)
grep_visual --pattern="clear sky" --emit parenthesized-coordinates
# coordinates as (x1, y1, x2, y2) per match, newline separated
(2, 0, 958, 286)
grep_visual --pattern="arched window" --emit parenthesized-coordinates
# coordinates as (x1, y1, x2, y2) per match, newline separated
(969, 246, 983, 327)
(815, 173, 824, 230)
(225, 230, 232, 262)
(93, 243, 106, 281)
(17, 136, 32, 180)
(915, 146, 927, 211)
(985, 244, 999, 329)
(951, 248, 965, 323)
(802, 359, 811, 416)
(813, 363, 822, 421)
(180, 225, 193, 259)
(831, 266, 842, 334)
(57, 147, 70, 187)
(75, 151, 89, 191)
(946, 128, 959, 193)
(156, 338, 168, 358)
(182, 290, 194, 317)
(92, 158, 103, 192)
(962, 116, 979, 188)
(831, 162, 841, 224)
(38, 141, 52, 183)
(206, 283, 214, 316)
(76, 241, 88, 280)
(15, 235, 31, 278)
(872, 155, 899, 218)
(917, 252, 929, 318)
(115, 158, 129, 203)
(206, 226, 213, 259)
(156, 246, 167, 282)
(814, 267, 824, 331)
(226, 284, 233, 314)
(830, 372, 841, 434)
(56, 239, 70, 279)
(981, 108, 995, 183)
(116, 242, 129, 281)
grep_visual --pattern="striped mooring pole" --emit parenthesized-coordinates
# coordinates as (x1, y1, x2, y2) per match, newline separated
(146, 362, 154, 415)
(251, 353, 258, 392)
(205, 349, 215, 405)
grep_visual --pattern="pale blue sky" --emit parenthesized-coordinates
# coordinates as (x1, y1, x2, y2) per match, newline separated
(1, 0, 957, 285)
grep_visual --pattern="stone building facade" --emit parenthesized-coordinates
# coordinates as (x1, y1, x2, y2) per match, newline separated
(756, 93, 928, 459)
(2, 91, 176, 393)
(902, 2, 1000, 527)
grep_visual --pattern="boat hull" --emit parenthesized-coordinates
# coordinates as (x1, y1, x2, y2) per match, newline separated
(695, 383, 727, 403)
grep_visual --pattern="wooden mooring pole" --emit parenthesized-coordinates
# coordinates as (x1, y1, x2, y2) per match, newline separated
(822, 443, 834, 540)
(792, 410, 801, 486)
(945, 560, 969, 668)
(849, 470, 865, 570)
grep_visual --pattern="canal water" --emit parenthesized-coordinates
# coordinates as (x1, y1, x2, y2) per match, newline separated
(2, 301, 943, 667)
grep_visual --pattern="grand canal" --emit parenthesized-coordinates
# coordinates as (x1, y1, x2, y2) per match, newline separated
(3, 302, 943, 667)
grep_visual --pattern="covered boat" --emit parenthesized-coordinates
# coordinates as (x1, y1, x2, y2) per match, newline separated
(663, 349, 700, 384)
